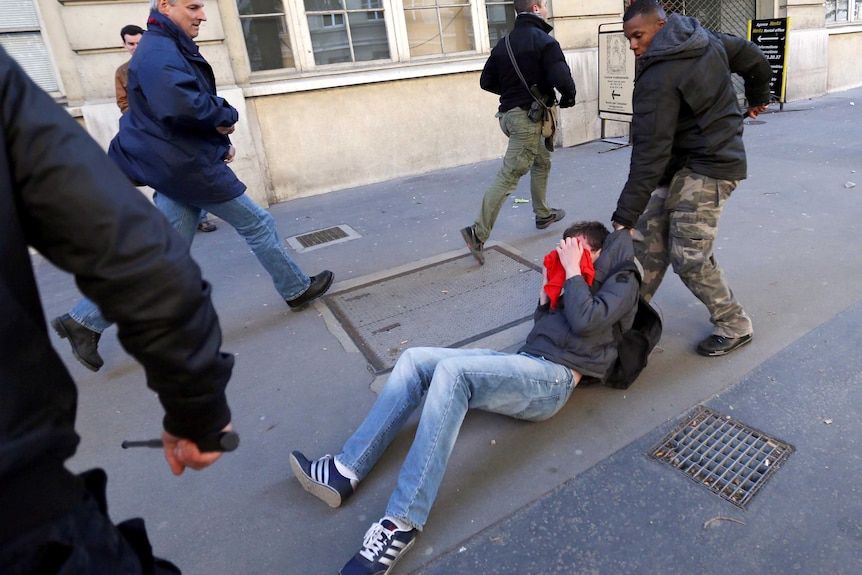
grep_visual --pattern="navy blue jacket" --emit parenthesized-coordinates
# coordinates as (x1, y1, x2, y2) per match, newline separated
(480, 13, 577, 112)
(109, 11, 245, 204)
(519, 230, 639, 379)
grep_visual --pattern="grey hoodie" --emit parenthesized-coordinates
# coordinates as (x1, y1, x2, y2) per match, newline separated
(519, 230, 639, 379)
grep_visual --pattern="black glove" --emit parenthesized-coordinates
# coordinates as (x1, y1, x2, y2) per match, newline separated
(559, 94, 576, 109)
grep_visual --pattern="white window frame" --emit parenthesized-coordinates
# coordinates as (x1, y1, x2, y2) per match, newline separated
(825, 0, 862, 25)
(255, 0, 515, 77)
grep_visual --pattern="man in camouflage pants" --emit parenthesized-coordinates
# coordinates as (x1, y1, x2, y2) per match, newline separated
(611, 1, 771, 356)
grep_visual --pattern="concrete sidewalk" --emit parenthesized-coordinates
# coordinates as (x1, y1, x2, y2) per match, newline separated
(37, 85, 862, 574)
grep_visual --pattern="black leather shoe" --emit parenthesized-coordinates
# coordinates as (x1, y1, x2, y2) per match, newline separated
(287, 270, 334, 310)
(197, 220, 217, 233)
(51, 314, 104, 371)
(696, 334, 752, 357)
(536, 208, 566, 230)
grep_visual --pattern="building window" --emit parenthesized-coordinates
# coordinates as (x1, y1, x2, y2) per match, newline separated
(236, 0, 520, 74)
(0, 0, 58, 93)
(403, 0, 474, 57)
(826, 0, 862, 23)
(485, 1, 514, 47)
(304, 0, 390, 65)
(237, 0, 295, 71)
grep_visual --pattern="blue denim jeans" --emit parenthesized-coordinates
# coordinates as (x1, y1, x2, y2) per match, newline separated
(336, 347, 575, 530)
(68, 192, 310, 333)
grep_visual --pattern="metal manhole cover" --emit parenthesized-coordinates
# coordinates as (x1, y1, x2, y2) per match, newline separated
(648, 406, 794, 508)
(286, 225, 361, 253)
(324, 246, 541, 374)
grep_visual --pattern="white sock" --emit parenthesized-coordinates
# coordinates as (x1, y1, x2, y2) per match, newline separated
(383, 515, 413, 531)
(333, 456, 359, 482)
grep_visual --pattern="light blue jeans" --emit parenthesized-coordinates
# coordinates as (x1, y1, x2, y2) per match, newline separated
(69, 192, 310, 333)
(336, 347, 576, 530)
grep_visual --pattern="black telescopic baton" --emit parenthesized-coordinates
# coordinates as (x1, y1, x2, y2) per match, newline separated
(121, 431, 240, 452)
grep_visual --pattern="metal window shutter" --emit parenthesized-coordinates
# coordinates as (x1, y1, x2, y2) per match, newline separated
(0, 34, 58, 93)
(0, 0, 40, 31)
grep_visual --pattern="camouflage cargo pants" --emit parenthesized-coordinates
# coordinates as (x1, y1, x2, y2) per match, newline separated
(634, 168, 753, 338)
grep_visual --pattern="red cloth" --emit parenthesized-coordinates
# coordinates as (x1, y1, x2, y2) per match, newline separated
(543, 244, 595, 309)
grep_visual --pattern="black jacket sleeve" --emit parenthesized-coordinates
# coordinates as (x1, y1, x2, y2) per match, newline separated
(1, 48, 233, 441)
(717, 32, 772, 106)
(612, 76, 680, 228)
(542, 42, 577, 105)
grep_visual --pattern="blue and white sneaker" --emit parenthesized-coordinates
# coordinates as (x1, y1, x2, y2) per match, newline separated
(289, 451, 357, 508)
(340, 519, 417, 575)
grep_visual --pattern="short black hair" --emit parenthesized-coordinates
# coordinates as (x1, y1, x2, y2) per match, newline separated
(562, 221, 610, 252)
(624, 0, 666, 22)
(120, 25, 145, 41)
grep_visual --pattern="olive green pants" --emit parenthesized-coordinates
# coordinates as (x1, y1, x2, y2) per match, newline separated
(474, 108, 552, 242)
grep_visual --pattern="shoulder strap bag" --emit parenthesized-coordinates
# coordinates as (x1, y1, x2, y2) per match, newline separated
(504, 34, 558, 151)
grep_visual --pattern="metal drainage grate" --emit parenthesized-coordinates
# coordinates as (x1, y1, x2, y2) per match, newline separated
(648, 406, 794, 509)
(286, 224, 361, 253)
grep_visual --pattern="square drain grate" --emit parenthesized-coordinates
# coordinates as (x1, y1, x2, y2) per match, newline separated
(286, 225, 360, 253)
(325, 246, 541, 374)
(648, 406, 794, 509)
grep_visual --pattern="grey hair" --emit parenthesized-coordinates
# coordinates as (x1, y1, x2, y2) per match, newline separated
(149, 0, 178, 11)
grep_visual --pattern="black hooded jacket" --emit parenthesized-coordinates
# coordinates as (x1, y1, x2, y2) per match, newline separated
(0, 47, 233, 544)
(480, 13, 577, 112)
(612, 14, 771, 228)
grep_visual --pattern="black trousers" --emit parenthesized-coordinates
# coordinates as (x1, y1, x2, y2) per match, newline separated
(0, 469, 181, 575)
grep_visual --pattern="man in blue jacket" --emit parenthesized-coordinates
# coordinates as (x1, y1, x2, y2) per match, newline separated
(612, 0, 771, 357)
(52, 0, 333, 372)
(461, 0, 577, 265)
(0, 45, 233, 574)
(291, 221, 639, 575)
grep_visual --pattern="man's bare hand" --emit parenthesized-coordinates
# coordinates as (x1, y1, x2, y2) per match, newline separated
(162, 423, 232, 476)
(556, 236, 585, 279)
(216, 124, 235, 135)
(224, 145, 236, 163)
(748, 104, 769, 118)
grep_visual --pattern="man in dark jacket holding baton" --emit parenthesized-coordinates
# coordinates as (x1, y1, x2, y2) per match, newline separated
(52, 0, 333, 372)
(0, 46, 234, 574)
(612, 0, 771, 357)
(291, 221, 638, 575)
(461, 0, 577, 265)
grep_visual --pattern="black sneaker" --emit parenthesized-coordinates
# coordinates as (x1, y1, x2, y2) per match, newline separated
(460, 225, 485, 265)
(535, 208, 566, 230)
(51, 314, 104, 372)
(289, 451, 356, 508)
(340, 519, 417, 575)
(696, 334, 752, 357)
(286, 270, 334, 310)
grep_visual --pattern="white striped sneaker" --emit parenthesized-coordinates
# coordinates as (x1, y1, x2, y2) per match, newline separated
(289, 451, 357, 508)
(340, 519, 417, 575)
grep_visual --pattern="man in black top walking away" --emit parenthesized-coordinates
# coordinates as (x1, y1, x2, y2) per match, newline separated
(461, 0, 577, 265)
